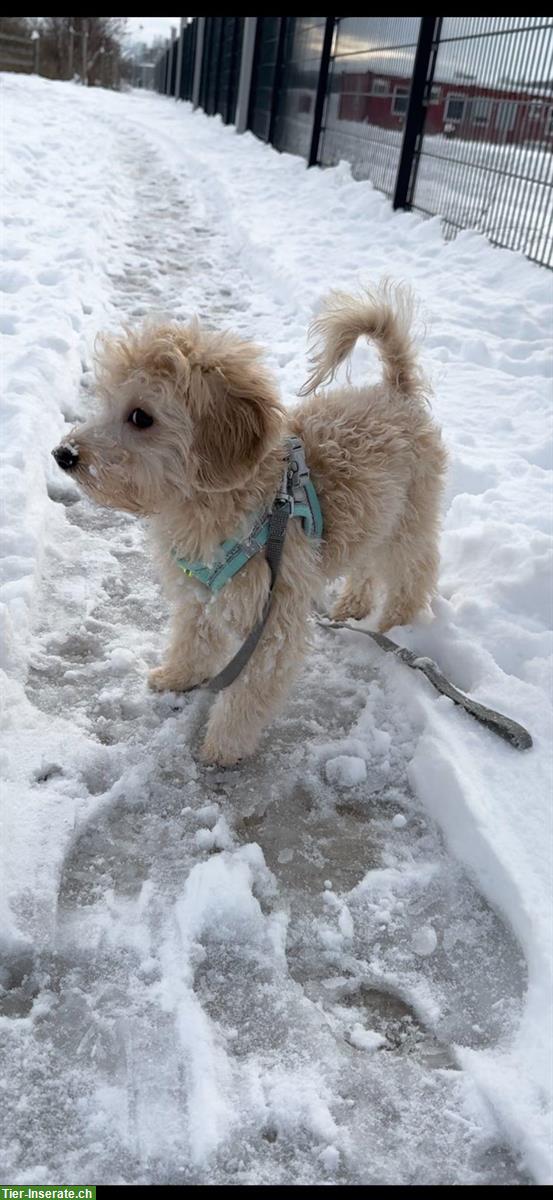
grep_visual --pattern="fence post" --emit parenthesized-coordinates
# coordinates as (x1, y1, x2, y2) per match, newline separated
(235, 18, 257, 132)
(192, 17, 206, 108)
(82, 20, 88, 86)
(308, 17, 335, 167)
(213, 19, 226, 117)
(175, 17, 185, 101)
(180, 24, 193, 100)
(267, 17, 288, 146)
(225, 17, 241, 124)
(393, 17, 440, 210)
(169, 26, 177, 96)
(201, 18, 214, 111)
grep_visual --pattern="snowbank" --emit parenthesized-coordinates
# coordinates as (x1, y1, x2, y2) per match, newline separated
(0, 74, 118, 673)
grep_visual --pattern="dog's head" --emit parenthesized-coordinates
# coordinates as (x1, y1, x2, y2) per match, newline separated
(51, 321, 284, 514)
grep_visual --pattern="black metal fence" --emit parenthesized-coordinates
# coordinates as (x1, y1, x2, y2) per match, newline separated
(248, 18, 284, 144)
(155, 16, 553, 268)
(178, 21, 196, 103)
(199, 17, 244, 123)
(271, 18, 327, 159)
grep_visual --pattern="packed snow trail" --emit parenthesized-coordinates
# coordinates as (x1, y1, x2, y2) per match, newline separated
(1, 77, 551, 1185)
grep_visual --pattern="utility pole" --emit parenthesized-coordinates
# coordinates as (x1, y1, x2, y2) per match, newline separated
(82, 19, 88, 86)
(30, 29, 40, 75)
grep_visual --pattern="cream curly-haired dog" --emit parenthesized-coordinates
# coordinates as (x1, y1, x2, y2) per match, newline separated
(52, 285, 446, 765)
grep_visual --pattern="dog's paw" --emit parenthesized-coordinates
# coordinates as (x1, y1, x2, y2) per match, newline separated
(330, 599, 357, 622)
(198, 732, 245, 768)
(148, 665, 199, 693)
(331, 587, 374, 623)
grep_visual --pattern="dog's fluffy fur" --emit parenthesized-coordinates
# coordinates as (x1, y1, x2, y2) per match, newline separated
(53, 284, 446, 765)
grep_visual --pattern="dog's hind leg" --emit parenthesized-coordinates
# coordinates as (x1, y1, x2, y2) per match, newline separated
(377, 453, 444, 633)
(331, 572, 375, 622)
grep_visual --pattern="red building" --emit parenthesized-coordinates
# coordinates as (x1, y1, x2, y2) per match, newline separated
(338, 71, 553, 144)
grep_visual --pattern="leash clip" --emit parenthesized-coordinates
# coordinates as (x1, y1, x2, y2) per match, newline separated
(274, 491, 294, 517)
(287, 438, 310, 493)
(277, 437, 310, 514)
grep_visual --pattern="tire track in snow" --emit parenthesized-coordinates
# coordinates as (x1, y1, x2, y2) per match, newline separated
(2, 116, 530, 1184)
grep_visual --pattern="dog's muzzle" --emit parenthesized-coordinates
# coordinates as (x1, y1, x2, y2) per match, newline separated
(52, 443, 79, 471)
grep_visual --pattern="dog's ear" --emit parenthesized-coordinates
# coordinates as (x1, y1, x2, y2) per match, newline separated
(192, 344, 283, 492)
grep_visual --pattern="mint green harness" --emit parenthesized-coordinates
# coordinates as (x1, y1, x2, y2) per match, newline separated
(174, 438, 323, 594)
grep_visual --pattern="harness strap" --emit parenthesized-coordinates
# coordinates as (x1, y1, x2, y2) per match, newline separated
(205, 501, 291, 692)
(177, 437, 319, 694)
(174, 437, 323, 594)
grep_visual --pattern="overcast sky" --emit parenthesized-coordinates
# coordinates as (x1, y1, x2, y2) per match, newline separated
(126, 17, 181, 45)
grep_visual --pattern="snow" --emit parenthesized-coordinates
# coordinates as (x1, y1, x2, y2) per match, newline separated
(0, 73, 552, 1186)
(325, 755, 368, 787)
(411, 925, 439, 957)
(349, 1024, 388, 1052)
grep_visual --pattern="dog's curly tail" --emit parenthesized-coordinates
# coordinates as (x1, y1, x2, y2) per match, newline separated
(299, 280, 421, 399)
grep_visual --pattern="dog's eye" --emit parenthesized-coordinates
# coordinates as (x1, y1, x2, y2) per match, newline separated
(128, 408, 154, 429)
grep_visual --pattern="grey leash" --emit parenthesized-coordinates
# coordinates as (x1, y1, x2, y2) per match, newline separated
(317, 618, 533, 751)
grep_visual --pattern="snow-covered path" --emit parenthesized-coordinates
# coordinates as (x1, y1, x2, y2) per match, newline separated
(1, 76, 551, 1185)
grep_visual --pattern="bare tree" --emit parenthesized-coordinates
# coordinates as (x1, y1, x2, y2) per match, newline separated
(0, 17, 32, 38)
(36, 17, 129, 88)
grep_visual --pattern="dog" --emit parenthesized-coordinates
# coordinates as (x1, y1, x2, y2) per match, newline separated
(52, 284, 446, 765)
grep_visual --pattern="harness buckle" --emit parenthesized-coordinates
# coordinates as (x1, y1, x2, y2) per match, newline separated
(286, 438, 310, 501)
(274, 492, 294, 517)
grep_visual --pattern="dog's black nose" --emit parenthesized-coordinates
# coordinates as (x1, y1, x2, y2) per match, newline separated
(52, 443, 79, 471)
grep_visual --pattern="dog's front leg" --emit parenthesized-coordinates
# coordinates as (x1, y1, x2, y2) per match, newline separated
(149, 592, 230, 693)
(199, 582, 310, 766)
